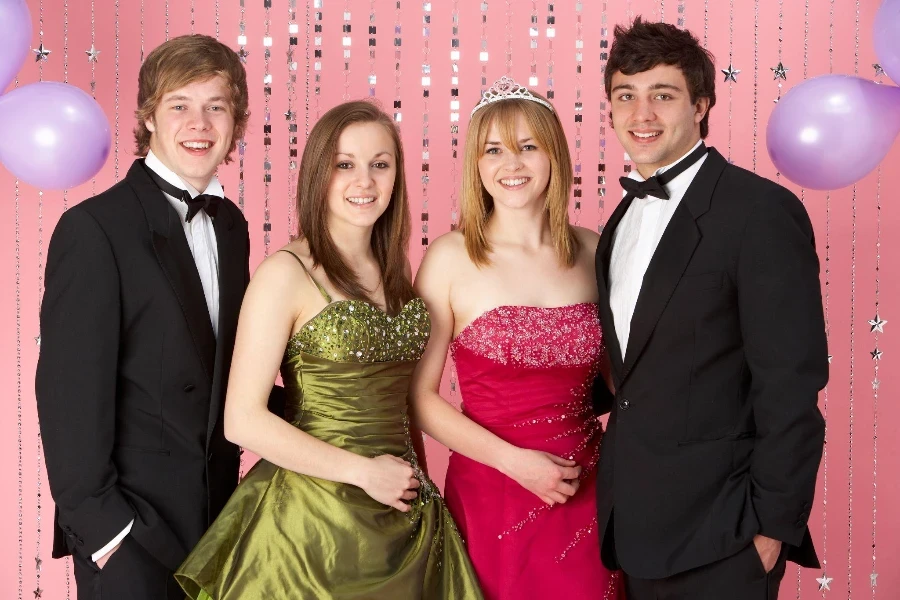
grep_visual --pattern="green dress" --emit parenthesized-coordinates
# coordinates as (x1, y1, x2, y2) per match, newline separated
(175, 253, 483, 600)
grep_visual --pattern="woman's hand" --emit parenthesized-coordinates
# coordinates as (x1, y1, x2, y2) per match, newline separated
(502, 449, 582, 506)
(357, 454, 421, 512)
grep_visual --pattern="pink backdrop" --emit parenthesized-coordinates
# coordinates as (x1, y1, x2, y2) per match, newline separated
(2, 0, 898, 597)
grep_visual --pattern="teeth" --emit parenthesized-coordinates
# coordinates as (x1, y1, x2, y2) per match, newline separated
(347, 197, 376, 204)
(182, 141, 211, 149)
(633, 132, 661, 139)
(501, 178, 529, 186)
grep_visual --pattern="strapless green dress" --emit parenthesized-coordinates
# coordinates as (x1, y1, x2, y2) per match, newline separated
(174, 263, 483, 599)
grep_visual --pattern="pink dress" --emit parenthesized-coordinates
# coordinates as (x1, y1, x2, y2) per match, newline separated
(444, 303, 623, 600)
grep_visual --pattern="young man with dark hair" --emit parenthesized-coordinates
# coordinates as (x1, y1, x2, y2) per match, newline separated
(592, 17, 827, 599)
(37, 35, 253, 598)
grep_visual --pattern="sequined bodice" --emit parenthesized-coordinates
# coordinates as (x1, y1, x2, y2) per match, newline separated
(280, 298, 431, 460)
(450, 303, 603, 442)
(286, 298, 429, 363)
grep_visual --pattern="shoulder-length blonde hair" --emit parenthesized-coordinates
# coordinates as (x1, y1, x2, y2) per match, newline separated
(296, 101, 414, 315)
(460, 95, 578, 267)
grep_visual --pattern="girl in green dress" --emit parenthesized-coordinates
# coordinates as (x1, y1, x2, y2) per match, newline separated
(175, 101, 483, 600)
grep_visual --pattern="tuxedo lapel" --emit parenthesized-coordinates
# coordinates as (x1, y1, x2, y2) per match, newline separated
(620, 149, 727, 382)
(207, 200, 245, 444)
(128, 160, 217, 380)
(595, 193, 636, 377)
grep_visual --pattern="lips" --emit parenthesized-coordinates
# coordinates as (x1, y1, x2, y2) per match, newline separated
(346, 196, 376, 205)
(630, 131, 662, 141)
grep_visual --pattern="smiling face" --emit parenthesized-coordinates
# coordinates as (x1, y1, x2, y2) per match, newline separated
(325, 121, 397, 233)
(145, 75, 235, 192)
(609, 64, 709, 178)
(477, 112, 552, 211)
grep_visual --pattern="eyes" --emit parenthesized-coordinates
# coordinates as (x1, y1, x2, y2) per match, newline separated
(336, 160, 392, 170)
(484, 143, 539, 155)
(616, 93, 674, 102)
(170, 104, 228, 112)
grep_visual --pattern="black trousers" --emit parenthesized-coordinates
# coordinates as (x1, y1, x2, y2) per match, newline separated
(72, 535, 184, 600)
(624, 543, 788, 600)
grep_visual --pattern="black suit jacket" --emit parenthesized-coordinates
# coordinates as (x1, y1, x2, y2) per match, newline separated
(592, 148, 828, 579)
(36, 160, 250, 572)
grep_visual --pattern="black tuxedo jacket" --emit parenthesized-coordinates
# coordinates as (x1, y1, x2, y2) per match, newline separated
(592, 148, 828, 579)
(36, 160, 250, 572)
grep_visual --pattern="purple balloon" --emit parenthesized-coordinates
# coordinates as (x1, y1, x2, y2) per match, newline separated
(0, 0, 32, 92)
(0, 82, 111, 190)
(766, 75, 900, 190)
(875, 0, 900, 85)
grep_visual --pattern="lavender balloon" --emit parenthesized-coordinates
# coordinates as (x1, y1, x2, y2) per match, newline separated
(766, 75, 900, 190)
(874, 0, 900, 85)
(0, 82, 111, 190)
(0, 0, 32, 92)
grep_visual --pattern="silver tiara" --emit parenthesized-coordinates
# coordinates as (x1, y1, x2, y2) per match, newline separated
(470, 76, 555, 117)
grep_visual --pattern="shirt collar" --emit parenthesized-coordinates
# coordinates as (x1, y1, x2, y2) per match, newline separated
(628, 139, 705, 183)
(144, 150, 224, 199)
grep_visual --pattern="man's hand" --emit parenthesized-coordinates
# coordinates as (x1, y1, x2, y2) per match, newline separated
(752, 534, 782, 573)
(94, 540, 122, 569)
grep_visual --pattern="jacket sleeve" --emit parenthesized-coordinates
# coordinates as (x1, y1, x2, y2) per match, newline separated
(35, 208, 135, 558)
(736, 189, 828, 546)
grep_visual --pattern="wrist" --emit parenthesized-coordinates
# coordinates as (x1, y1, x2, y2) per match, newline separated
(343, 454, 371, 488)
(494, 444, 522, 478)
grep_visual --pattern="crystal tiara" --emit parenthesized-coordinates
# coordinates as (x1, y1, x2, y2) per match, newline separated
(470, 75, 555, 117)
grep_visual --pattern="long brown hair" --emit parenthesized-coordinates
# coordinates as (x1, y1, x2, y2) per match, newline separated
(605, 17, 716, 138)
(297, 101, 414, 315)
(134, 35, 249, 161)
(460, 95, 578, 267)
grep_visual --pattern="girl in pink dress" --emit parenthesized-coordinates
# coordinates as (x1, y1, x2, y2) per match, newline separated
(411, 77, 624, 600)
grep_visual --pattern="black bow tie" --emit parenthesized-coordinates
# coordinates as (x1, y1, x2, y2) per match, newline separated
(619, 143, 708, 201)
(145, 164, 222, 222)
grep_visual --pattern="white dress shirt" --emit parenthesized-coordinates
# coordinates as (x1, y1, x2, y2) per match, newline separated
(609, 140, 707, 359)
(92, 152, 222, 563)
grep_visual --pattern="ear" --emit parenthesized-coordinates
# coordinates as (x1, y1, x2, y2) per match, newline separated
(609, 112, 614, 129)
(145, 116, 156, 133)
(694, 97, 710, 124)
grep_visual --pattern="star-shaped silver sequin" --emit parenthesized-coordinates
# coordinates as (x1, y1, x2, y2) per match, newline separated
(816, 574, 833, 591)
(33, 43, 51, 62)
(721, 63, 741, 83)
(284, 110, 295, 120)
(872, 379, 880, 390)
(871, 573, 878, 587)
(237, 48, 250, 63)
(868, 315, 887, 333)
(34, 335, 41, 346)
(771, 62, 789, 80)
(85, 45, 101, 63)
(33, 588, 42, 599)
(874, 64, 885, 77)
(871, 348, 883, 360)
(35, 556, 42, 570)
(828, 354, 833, 364)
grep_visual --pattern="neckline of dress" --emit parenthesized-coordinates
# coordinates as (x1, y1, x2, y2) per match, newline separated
(452, 302, 598, 345)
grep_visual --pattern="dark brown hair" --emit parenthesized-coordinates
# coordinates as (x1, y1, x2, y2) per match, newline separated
(297, 101, 414, 315)
(134, 35, 249, 161)
(461, 95, 578, 268)
(605, 17, 716, 138)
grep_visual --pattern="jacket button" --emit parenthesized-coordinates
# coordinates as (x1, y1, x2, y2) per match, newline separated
(619, 398, 630, 411)
(184, 384, 196, 392)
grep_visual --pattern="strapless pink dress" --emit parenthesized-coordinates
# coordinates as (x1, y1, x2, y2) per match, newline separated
(444, 303, 623, 600)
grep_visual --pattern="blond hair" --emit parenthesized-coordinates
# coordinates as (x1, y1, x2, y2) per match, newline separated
(460, 96, 578, 267)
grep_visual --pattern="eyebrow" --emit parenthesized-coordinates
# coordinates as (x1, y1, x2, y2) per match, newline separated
(485, 137, 534, 145)
(163, 95, 230, 102)
(611, 83, 683, 93)
(334, 151, 394, 158)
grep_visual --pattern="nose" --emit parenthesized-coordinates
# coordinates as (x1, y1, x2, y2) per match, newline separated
(503, 151, 525, 171)
(187, 107, 212, 131)
(355, 165, 377, 187)
(632, 97, 656, 122)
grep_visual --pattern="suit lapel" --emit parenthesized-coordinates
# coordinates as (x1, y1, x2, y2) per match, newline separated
(128, 160, 217, 380)
(620, 148, 727, 382)
(595, 193, 636, 378)
(207, 200, 245, 443)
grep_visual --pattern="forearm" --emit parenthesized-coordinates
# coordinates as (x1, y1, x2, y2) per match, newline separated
(226, 407, 371, 486)
(412, 390, 519, 476)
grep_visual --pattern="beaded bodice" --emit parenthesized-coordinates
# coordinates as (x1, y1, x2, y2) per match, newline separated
(285, 298, 430, 363)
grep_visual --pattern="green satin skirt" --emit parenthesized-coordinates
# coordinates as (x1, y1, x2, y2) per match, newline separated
(174, 453, 482, 599)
